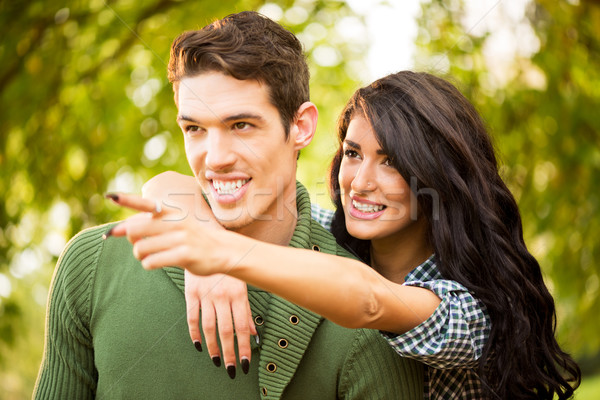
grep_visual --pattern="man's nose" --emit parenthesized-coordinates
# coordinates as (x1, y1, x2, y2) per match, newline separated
(205, 131, 236, 171)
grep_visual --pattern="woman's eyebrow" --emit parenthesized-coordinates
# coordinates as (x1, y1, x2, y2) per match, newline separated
(344, 139, 360, 149)
(344, 139, 386, 155)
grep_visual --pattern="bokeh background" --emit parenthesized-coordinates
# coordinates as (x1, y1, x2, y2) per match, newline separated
(1, 0, 598, 398)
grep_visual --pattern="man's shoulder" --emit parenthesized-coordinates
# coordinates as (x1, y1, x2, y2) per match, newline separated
(46, 223, 121, 323)
(58, 223, 114, 268)
(316, 322, 396, 355)
(67, 222, 121, 245)
(56, 222, 133, 278)
(306, 322, 424, 398)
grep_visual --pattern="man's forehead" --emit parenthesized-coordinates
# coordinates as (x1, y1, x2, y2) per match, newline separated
(178, 73, 267, 99)
(177, 74, 273, 118)
(176, 98, 272, 125)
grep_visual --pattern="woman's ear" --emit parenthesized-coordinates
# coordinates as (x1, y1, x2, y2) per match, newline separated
(290, 102, 318, 150)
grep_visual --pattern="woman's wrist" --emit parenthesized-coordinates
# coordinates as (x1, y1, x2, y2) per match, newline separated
(217, 232, 260, 278)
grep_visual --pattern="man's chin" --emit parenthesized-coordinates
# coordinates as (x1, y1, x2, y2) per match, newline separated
(213, 211, 252, 231)
(215, 211, 274, 231)
(219, 219, 250, 231)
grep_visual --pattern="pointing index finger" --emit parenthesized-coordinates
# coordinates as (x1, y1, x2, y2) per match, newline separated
(105, 192, 163, 215)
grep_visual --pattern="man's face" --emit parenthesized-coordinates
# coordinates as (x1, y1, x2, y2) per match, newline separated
(176, 72, 299, 232)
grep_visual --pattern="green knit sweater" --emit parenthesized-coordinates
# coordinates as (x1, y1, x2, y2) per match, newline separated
(34, 182, 423, 399)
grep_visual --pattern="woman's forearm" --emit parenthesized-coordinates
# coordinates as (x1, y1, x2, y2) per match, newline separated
(224, 234, 440, 333)
(140, 172, 441, 333)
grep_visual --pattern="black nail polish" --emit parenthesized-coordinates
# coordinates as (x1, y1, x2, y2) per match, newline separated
(105, 193, 119, 202)
(193, 341, 202, 352)
(227, 365, 236, 379)
(102, 227, 114, 240)
(212, 356, 221, 367)
(241, 358, 249, 374)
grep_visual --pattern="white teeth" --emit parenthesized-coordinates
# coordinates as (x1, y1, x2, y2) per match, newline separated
(352, 200, 384, 213)
(213, 179, 249, 195)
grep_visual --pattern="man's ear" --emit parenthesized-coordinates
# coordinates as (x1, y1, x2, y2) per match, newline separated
(290, 101, 318, 150)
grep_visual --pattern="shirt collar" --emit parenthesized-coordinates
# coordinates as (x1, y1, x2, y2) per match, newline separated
(404, 254, 440, 283)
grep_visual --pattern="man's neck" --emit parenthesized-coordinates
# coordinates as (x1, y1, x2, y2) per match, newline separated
(233, 190, 298, 246)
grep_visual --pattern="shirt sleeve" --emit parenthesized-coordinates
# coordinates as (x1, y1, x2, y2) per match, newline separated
(339, 329, 423, 399)
(33, 226, 106, 399)
(381, 279, 491, 370)
(310, 203, 334, 232)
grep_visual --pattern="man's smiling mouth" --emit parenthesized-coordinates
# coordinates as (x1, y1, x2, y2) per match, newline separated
(212, 179, 250, 195)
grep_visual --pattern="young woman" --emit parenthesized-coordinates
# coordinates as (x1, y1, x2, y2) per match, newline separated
(116, 71, 580, 399)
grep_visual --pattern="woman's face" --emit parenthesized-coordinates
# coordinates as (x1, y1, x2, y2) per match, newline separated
(339, 115, 422, 242)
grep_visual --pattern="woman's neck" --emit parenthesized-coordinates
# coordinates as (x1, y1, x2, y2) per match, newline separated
(369, 222, 433, 283)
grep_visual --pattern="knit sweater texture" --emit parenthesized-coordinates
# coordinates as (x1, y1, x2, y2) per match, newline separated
(34, 182, 423, 399)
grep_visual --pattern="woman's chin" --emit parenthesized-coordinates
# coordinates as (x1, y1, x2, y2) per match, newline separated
(346, 227, 375, 241)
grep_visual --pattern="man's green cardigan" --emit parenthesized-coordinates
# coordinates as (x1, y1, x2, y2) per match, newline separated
(34, 182, 423, 399)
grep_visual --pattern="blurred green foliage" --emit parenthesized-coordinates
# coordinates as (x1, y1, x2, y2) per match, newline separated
(0, 0, 598, 398)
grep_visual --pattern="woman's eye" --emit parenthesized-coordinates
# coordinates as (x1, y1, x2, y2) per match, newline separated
(383, 157, 392, 166)
(343, 149, 359, 158)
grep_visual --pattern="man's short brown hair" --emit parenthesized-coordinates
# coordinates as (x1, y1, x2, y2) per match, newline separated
(168, 11, 310, 137)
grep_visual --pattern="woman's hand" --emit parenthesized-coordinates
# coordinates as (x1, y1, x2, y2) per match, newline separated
(107, 171, 257, 377)
(108, 192, 231, 274)
(185, 270, 257, 377)
(142, 171, 214, 224)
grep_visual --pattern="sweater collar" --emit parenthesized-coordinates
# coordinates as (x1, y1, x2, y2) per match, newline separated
(162, 182, 325, 400)
(287, 180, 312, 250)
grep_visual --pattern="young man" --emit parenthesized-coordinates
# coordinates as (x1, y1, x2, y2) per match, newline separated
(34, 12, 422, 399)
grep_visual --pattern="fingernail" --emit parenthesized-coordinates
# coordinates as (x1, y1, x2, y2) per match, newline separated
(102, 227, 114, 240)
(211, 356, 221, 367)
(105, 193, 119, 202)
(241, 358, 249, 374)
(193, 341, 202, 352)
(226, 365, 236, 379)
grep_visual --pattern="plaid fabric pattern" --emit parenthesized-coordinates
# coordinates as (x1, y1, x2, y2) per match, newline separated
(310, 204, 491, 399)
(382, 255, 491, 399)
(311, 203, 334, 232)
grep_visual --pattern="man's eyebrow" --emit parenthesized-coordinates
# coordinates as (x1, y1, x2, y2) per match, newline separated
(176, 113, 264, 124)
(177, 115, 197, 124)
(344, 139, 386, 155)
(222, 113, 264, 123)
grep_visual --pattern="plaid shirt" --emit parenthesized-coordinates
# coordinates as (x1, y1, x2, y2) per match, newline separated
(311, 204, 491, 399)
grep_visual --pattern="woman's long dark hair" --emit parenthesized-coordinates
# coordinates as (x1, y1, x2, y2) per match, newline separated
(329, 71, 581, 399)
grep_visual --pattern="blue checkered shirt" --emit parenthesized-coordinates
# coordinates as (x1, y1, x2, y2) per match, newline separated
(311, 204, 491, 399)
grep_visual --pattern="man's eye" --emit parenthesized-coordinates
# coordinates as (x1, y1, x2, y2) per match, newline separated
(233, 122, 250, 130)
(185, 125, 199, 133)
